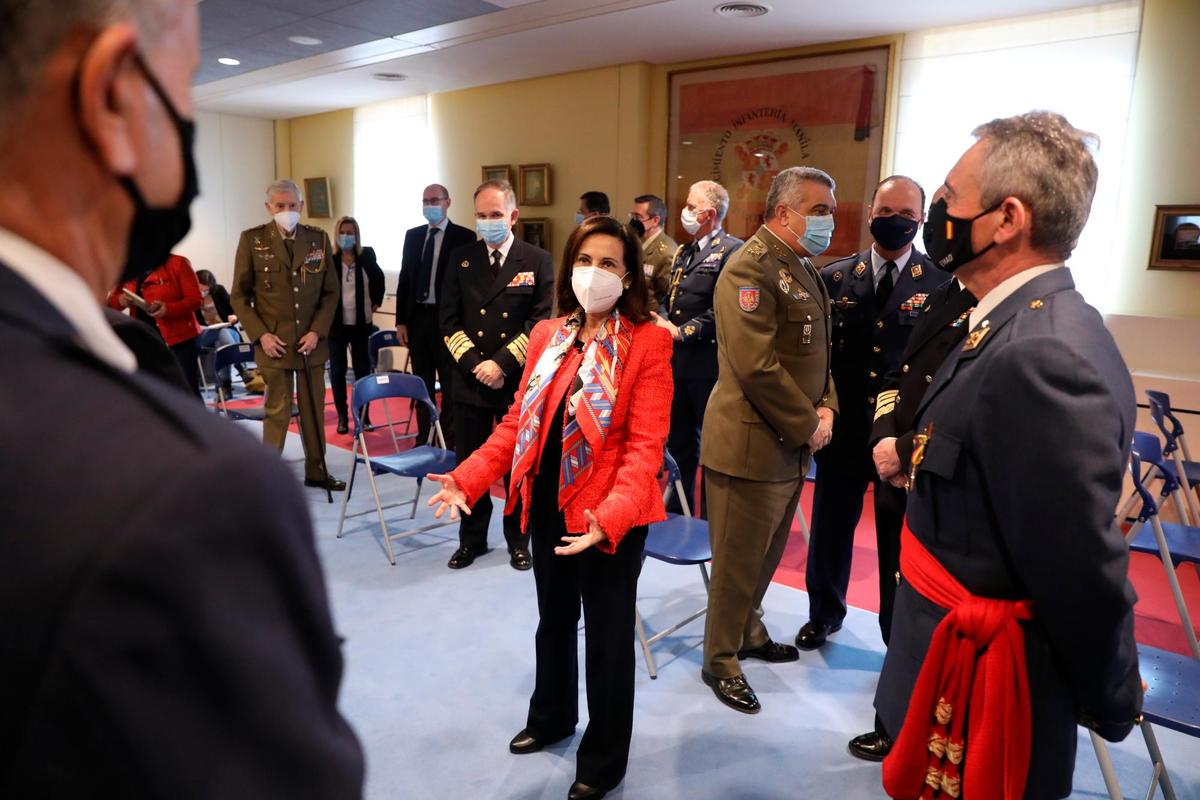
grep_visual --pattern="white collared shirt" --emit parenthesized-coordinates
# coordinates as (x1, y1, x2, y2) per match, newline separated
(968, 263, 1064, 329)
(870, 245, 913, 289)
(422, 217, 449, 303)
(0, 227, 136, 373)
(488, 231, 516, 269)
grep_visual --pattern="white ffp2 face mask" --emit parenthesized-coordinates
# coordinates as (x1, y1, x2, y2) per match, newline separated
(680, 207, 701, 235)
(274, 210, 300, 232)
(571, 266, 625, 314)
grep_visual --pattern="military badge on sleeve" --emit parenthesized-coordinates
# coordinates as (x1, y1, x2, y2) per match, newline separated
(738, 286, 760, 312)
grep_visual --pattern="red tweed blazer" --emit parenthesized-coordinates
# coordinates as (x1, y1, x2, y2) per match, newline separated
(450, 316, 673, 553)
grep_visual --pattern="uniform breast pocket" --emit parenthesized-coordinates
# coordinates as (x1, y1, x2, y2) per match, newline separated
(505, 286, 534, 295)
(253, 253, 282, 274)
(784, 303, 818, 353)
(914, 432, 968, 552)
(896, 309, 920, 327)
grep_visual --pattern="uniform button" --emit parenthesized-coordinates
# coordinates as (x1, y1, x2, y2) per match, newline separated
(867, 396, 876, 404)
(294, 303, 299, 308)
(500, 332, 507, 339)
(902, 364, 910, 373)
(876, 320, 884, 329)
(926, 375, 933, 384)
(674, 310, 682, 317)
(293, 287, 299, 293)
(895, 394, 901, 404)
(869, 371, 877, 379)
(837, 321, 843, 328)
(872, 345, 881, 353)
(502, 312, 509, 319)
(480, 309, 487, 315)
(477, 330, 484, 337)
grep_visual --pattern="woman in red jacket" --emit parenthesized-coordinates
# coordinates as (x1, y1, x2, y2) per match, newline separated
(429, 216, 672, 800)
(109, 253, 203, 396)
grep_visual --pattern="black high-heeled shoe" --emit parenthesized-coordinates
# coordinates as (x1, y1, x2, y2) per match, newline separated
(336, 411, 349, 435)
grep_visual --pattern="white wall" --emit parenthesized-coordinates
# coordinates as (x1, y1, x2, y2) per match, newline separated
(176, 110, 276, 286)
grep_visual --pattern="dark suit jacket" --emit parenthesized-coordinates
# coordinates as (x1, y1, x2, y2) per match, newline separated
(439, 237, 554, 408)
(396, 220, 476, 327)
(870, 278, 976, 481)
(330, 246, 385, 334)
(875, 268, 1142, 799)
(817, 248, 946, 476)
(661, 228, 743, 382)
(0, 261, 364, 797)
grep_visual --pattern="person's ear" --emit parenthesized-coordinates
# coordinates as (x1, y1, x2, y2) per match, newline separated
(992, 197, 1026, 246)
(76, 23, 142, 177)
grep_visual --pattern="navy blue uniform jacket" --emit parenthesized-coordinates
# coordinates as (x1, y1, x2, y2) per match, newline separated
(662, 228, 743, 382)
(0, 262, 364, 798)
(875, 268, 1142, 799)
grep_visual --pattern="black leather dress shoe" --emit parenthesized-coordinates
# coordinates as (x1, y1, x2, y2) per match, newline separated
(737, 639, 800, 662)
(794, 620, 842, 651)
(848, 730, 894, 761)
(701, 671, 761, 714)
(447, 547, 480, 569)
(335, 414, 349, 435)
(509, 547, 532, 571)
(304, 476, 346, 491)
(567, 781, 608, 800)
(508, 728, 573, 754)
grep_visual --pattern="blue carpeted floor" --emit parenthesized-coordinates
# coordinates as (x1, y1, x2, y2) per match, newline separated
(268, 427, 1199, 799)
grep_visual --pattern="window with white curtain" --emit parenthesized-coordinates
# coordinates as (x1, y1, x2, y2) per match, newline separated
(894, 0, 1141, 312)
(353, 95, 434, 282)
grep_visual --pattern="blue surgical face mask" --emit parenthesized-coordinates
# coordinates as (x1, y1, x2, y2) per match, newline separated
(476, 217, 510, 246)
(785, 208, 835, 257)
(574, 212, 586, 226)
(336, 233, 356, 251)
(422, 204, 445, 225)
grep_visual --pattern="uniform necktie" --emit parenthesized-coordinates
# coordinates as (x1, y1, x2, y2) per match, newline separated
(417, 227, 439, 302)
(284, 237, 295, 264)
(876, 260, 896, 308)
(490, 249, 502, 277)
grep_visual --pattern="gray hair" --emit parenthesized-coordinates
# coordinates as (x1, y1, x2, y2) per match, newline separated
(764, 167, 836, 220)
(0, 0, 171, 112)
(688, 180, 729, 223)
(266, 179, 303, 203)
(474, 179, 517, 209)
(972, 111, 1099, 260)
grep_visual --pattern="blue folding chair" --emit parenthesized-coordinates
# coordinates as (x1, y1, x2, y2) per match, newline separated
(335, 373, 456, 565)
(211, 342, 298, 421)
(1126, 434, 1200, 658)
(366, 329, 417, 448)
(1148, 390, 1200, 525)
(635, 449, 712, 678)
(1091, 644, 1199, 800)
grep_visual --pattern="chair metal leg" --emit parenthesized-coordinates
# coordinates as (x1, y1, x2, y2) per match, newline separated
(634, 608, 657, 679)
(1151, 517, 1200, 658)
(411, 478, 423, 520)
(336, 437, 360, 538)
(795, 503, 811, 545)
(1089, 731, 1123, 800)
(359, 435, 396, 565)
(1125, 519, 1145, 545)
(1171, 450, 1200, 525)
(1140, 720, 1178, 800)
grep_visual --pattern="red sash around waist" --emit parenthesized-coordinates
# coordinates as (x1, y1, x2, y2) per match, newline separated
(882, 524, 1034, 800)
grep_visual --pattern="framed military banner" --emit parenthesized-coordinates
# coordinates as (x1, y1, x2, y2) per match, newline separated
(303, 176, 332, 218)
(667, 45, 893, 263)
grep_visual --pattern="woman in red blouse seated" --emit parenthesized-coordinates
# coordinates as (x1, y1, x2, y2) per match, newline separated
(428, 216, 673, 800)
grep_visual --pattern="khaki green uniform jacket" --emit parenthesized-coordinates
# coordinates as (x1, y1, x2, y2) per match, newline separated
(701, 225, 837, 482)
(231, 222, 338, 369)
(642, 229, 678, 309)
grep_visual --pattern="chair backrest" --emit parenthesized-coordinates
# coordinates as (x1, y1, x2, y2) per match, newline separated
(368, 329, 399, 371)
(1146, 389, 1185, 455)
(1131, 430, 1179, 493)
(214, 341, 256, 372)
(660, 448, 693, 517)
(352, 372, 436, 419)
(1127, 448, 1159, 521)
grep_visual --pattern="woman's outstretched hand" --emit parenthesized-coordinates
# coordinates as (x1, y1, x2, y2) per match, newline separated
(555, 509, 607, 555)
(427, 473, 471, 520)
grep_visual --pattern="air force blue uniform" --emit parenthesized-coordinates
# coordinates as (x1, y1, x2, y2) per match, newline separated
(662, 228, 743, 516)
(877, 267, 1142, 798)
(805, 247, 948, 631)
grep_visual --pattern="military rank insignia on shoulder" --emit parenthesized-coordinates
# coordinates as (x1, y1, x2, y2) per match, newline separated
(911, 264, 924, 279)
(746, 240, 767, 259)
(738, 286, 760, 312)
(854, 262, 867, 277)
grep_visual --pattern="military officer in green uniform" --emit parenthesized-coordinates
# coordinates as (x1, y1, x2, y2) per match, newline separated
(700, 166, 839, 714)
(231, 179, 344, 491)
(630, 193, 677, 307)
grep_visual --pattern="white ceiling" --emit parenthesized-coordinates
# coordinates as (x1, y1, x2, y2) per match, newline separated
(194, 0, 1107, 119)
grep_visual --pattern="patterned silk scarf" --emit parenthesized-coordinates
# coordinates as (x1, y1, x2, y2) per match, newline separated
(511, 309, 632, 508)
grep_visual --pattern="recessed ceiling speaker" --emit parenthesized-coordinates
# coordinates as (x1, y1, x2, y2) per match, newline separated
(371, 72, 408, 82)
(714, 3, 771, 18)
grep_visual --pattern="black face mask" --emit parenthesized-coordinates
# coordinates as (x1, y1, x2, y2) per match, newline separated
(923, 197, 1000, 273)
(92, 54, 199, 284)
(869, 213, 919, 251)
(628, 216, 646, 239)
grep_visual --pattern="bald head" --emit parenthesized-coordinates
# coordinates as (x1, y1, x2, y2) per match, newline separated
(422, 183, 451, 226)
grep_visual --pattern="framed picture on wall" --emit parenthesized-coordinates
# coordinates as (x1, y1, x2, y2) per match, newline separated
(667, 44, 894, 262)
(304, 177, 332, 218)
(517, 218, 551, 252)
(518, 163, 553, 206)
(1148, 204, 1200, 271)
(482, 164, 512, 185)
